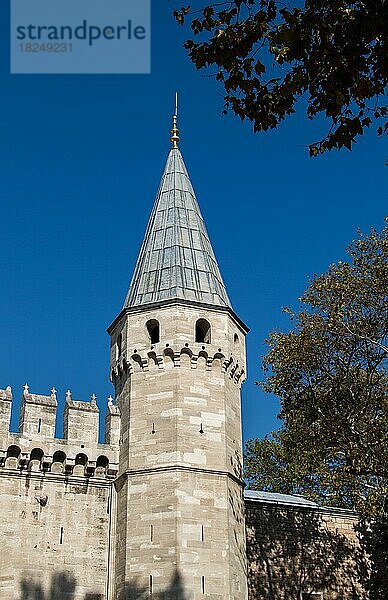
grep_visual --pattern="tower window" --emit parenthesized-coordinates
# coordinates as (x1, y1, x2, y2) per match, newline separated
(59, 526, 64, 545)
(6, 445, 21, 459)
(146, 319, 160, 344)
(201, 576, 205, 594)
(30, 448, 44, 463)
(116, 333, 122, 359)
(96, 455, 109, 475)
(75, 453, 88, 466)
(37, 418, 42, 433)
(195, 319, 211, 344)
(149, 575, 153, 595)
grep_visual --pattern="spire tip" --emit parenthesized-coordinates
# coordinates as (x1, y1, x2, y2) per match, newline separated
(170, 92, 180, 148)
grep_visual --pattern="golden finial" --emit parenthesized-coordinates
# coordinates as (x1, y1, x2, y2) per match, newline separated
(170, 92, 180, 148)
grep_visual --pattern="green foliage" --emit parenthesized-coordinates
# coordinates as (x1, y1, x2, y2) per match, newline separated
(245, 223, 388, 518)
(174, 1, 387, 155)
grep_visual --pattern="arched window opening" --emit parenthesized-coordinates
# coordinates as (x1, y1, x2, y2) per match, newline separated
(195, 319, 211, 344)
(29, 448, 44, 471)
(96, 455, 109, 469)
(74, 452, 88, 476)
(7, 445, 21, 459)
(146, 319, 160, 344)
(234, 333, 239, 345)
(53, 451, 66, 464)
(116, 333, 122, 359)
(96, 455, 109, 476)
(163, 348, 174, 368)
(5, 445, 21, 469)
(75, 453, 88, 466)
(52, 451, 66, 473)
(30, 448, 44, 462)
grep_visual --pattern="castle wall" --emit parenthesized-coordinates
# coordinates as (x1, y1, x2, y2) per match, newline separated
(245, 499, 366, 600)
(0, 470, 113, 600)
(0, 386, 120, 600)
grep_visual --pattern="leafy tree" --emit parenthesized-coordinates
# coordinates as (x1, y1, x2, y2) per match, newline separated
(175, 1, 387, 156)
(245, 222, 388, 519)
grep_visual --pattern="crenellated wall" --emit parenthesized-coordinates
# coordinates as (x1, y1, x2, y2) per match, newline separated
(0, 386, 120, 475)
(0, 385, 121, 600)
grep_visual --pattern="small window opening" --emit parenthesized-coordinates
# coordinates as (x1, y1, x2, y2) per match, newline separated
(75, 453, 88, 466)
(30, 448, 44, 462)
(149, 575, 153, 595)
(234, 333, 239, 344)
(146, 320, 160, 344)
(37, 418, 42, 433)
(199, 423, 204, 434)
(201, 525, 204, 542)
(116, 333, 122, 359)
(52, 451, 66, 465)
(7, 445, 21, 459)
(201, 576, 205, 594)
(151, 423, 156, 434)
(96, 455, 109, 469)
(150, 525, 154, 542)
(195, 319, 211, 344)
(59, 526, 64, 545)
(96, 455, 109, 475)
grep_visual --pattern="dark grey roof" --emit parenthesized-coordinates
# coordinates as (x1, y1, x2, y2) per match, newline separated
(244, 489, 319, 508)
(124, 147, 231, 309)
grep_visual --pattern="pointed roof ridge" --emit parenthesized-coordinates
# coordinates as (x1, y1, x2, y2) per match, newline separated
(123, 145, 231, 309)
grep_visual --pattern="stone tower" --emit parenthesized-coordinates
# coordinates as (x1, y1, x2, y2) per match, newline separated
(108, 112, 248, 599)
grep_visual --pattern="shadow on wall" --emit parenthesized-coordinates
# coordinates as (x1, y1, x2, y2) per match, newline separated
(124, 569, 188, 600)
(246, 505, 368, 600)
(356, 515, 388, 600)
(19, 572, 102, 600)
(19, 569, 187, 600)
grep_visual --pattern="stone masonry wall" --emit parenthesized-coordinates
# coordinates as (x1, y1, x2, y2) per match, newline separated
(245, 500, 367, 600)
(1, 471, 113, 600)
(0, 386, 120, 600)
(109, 302, 248, 599)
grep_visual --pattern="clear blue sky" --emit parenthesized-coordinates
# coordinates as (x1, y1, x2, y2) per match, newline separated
(0, 2, 386, 444)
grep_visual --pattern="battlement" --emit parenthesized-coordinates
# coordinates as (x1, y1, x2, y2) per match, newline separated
(19, 387, 58, 438)
(63, 394, 100, 444)
(0, 386, 12, 402)
(0, 385, 121, 478)
(110, 344, 246, 388)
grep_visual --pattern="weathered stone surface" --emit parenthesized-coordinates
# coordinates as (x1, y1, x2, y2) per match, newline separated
(0, 386, 119, 600)
(109, 301, 248, 599)
(0, 128, 370, 600)
(245, 498, 366, 600)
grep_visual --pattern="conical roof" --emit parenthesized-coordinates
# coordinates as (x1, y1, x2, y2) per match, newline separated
(124, 146, 231, 309)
